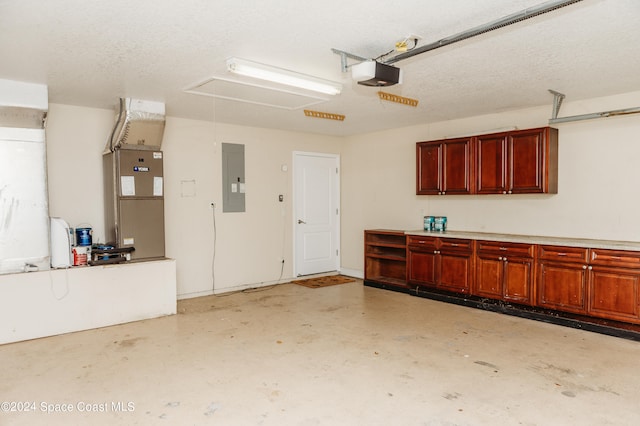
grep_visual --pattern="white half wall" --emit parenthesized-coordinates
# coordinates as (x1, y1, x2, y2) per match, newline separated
(0, 259, 176, 345)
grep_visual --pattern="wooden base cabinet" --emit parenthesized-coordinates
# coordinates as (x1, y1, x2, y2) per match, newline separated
(589, 267, 640, 322)
(538, 245, 640, 323)
(588, 248, 640, 323)
(365, 229, 640, 328)
(407, 237, 438, 286)
(537, 261, 588, 314)
(475, 241, 535, 305)
(537, 245, 589, 314)
(364, 230, 408, 289)
(408, 235, 473, 293)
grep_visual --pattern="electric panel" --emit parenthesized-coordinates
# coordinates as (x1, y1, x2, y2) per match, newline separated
(222, 143, 246, 213)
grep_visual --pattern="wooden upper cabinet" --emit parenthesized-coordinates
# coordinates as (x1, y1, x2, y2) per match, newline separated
(476, 127, 558, 194)
(416, 137, 473, 195)
(442, 138, 474, 194)
(418, 127, 558, 195)
(476, 133, 508, 194)
(416, 142, 441, 194)
(509, 127, 558, 194)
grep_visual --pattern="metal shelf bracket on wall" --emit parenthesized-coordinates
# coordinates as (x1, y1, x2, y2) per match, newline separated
(549, 89, 565, 120)
(548, 88, 640, 125)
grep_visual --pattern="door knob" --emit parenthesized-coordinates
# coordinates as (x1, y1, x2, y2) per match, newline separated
(298, 219, 306, 224)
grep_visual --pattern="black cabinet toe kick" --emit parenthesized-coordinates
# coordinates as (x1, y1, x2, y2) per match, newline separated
(363, 280, 640, 342)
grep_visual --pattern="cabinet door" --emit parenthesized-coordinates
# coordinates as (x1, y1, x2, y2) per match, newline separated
(408, 249, 438, 287)
(508, 128, 546, 194)
(416, 142, 441, 195)
(475, 254, 533, 304)
(589, 266, 640, 322)
(503, 257, 533, 304)
(476, 133, 508, 194)
(537, 261, 587, 313)
(441, 138, 473, 194)
(438, 251, 472, 293)
(475, 254, 503, 298)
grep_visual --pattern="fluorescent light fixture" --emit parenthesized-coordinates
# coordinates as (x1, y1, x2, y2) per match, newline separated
(226, 57, 342, 96)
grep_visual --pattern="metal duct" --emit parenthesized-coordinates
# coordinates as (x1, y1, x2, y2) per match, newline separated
(105, 98, 166, 153)
(384, 0, 584, 65)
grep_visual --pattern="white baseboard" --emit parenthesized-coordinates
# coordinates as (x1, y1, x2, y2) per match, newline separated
(339, 267, 363, 279)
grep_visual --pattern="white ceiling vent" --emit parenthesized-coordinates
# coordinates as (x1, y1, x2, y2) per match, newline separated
(184, 76, 330, 110)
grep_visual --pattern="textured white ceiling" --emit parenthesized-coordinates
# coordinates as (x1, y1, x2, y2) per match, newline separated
(1, 0, 639, 136)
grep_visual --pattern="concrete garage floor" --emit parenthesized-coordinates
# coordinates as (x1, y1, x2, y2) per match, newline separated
(2, 280, 640, 425)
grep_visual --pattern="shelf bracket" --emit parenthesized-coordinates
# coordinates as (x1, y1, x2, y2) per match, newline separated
(549, 106, 640, 125)
(548, 88, 640, 124)
(548, 89, 565, 120)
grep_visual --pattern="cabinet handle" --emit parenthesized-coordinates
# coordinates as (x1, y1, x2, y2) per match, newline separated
(582, 265, 587, 269)
(498, 256, 503, 261)
(557, 253, 567, 256)
(508, 190, 513, 194)
(418, 241, 425, 244)
(588, 266, 593, 270)
(502, 191, 507, 194)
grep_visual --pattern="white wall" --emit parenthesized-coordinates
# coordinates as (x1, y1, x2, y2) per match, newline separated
(46, 104, 113, 241)
(45, 90, 640, 297)
(340, 91, 640, 274)
(162, 117, 342, 297)
(45, 104, 342, 298)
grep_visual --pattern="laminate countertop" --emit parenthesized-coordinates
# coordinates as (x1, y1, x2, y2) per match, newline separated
(405, 230, 640, 252)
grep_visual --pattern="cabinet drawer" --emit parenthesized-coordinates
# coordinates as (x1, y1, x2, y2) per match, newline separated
(407, 236, 438, 249)
(440, 238, 473, 252)
(538, 245, 588, 263)
(590, 249, 640, 268)
(477, 241, 534, 258)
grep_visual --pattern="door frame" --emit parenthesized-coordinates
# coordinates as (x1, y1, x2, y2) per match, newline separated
(292, 151, 341, 277)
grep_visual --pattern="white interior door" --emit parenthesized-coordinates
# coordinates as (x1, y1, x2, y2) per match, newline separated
(294, 152, 339, 276)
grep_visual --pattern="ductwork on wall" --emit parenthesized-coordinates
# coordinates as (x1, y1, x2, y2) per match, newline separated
(105, 98, 166, 153)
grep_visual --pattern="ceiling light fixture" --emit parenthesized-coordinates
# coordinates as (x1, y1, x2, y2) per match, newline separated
(378, 91, 418, 107)
(303, 110, 345, 121)
(226, 57, 342, 96)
